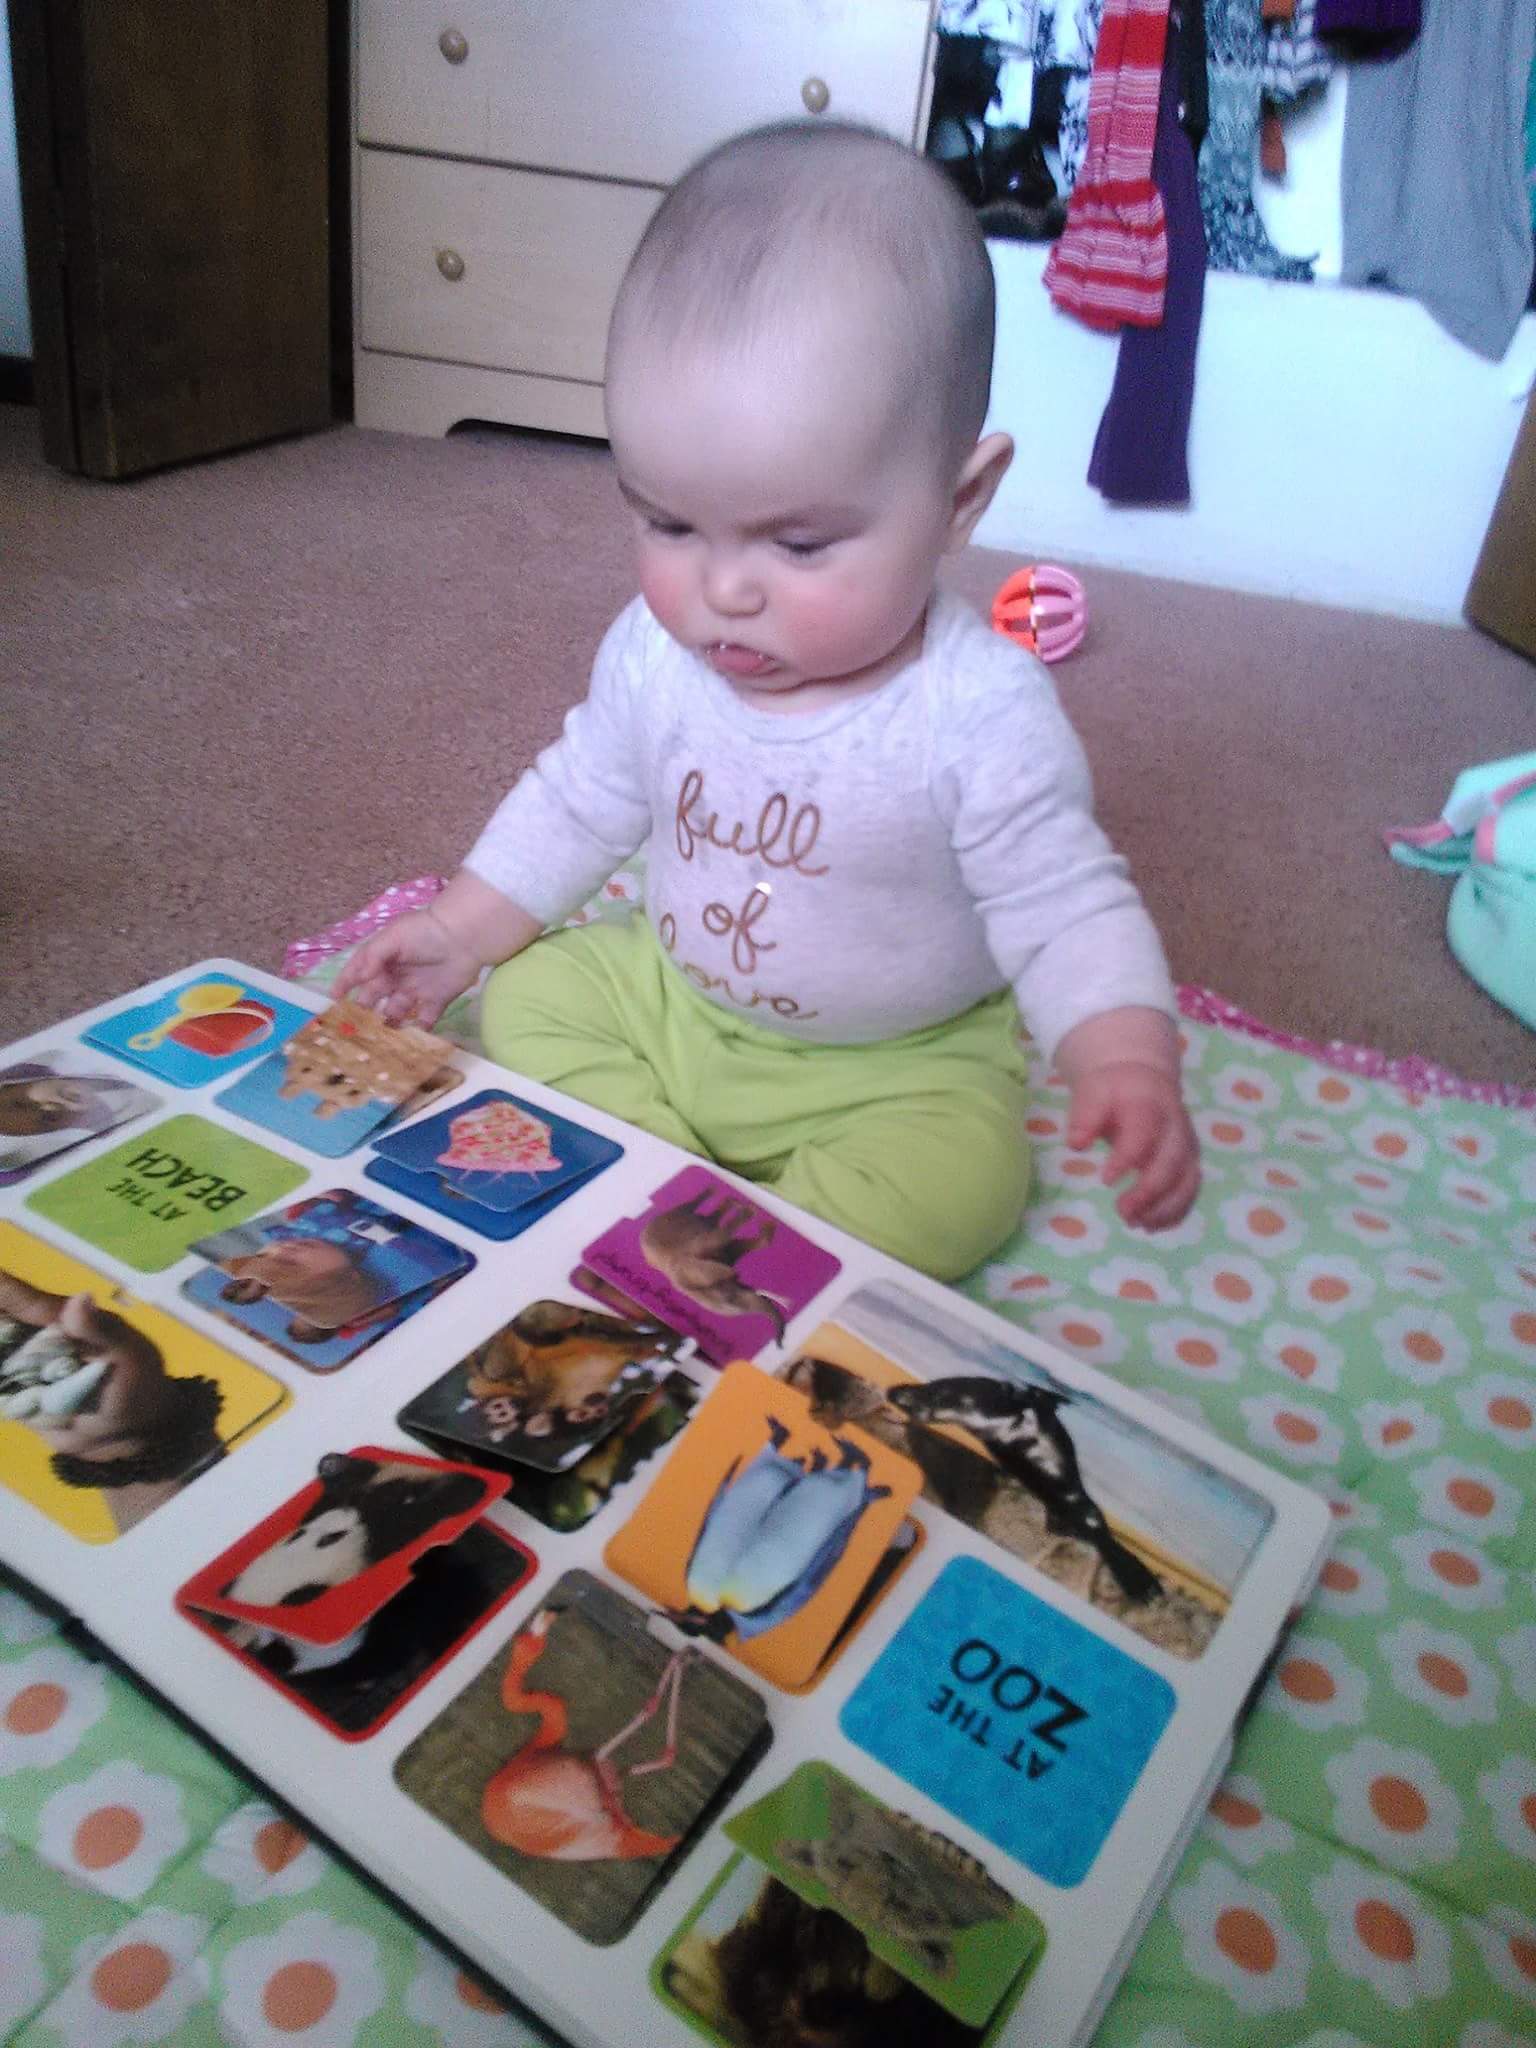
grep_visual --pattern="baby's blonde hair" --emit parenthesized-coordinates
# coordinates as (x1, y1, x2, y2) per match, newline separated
(608, 120, 996, 468)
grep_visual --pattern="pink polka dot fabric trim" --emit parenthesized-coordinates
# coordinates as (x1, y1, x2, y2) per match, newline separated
(281, 877, 447, 981)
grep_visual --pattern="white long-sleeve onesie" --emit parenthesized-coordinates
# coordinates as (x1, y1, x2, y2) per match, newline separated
(466, 590, 1174, 1063)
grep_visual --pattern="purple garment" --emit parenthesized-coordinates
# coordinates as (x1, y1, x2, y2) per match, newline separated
(1087, 36, 1207, 506)
(1316, 0, 1419, 52)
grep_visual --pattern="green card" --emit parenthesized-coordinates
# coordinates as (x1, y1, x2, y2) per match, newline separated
(27, 1115, 308, 1273)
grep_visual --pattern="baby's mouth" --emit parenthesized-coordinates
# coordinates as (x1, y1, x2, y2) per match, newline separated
(705, 642, 779, 681)
(0, 1323, 111, 1421)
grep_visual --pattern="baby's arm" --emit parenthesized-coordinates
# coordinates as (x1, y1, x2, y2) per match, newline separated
(1054, 1006, 1200, 1231)
(336, 873, 543, 1026)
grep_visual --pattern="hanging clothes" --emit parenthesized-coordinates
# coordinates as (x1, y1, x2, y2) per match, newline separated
(936, 0, 1042, 126)
(1036, 0, 1108, 192)
(1260, 0, 1331, 177)
(1199, 0, 1316, 278)
(1339, 0, 1536, 360)
(1088, 0, 1210, 503)
(1314, 0, 1419, 52)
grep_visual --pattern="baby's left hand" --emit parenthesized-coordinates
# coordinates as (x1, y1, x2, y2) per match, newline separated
(1066, 1060, 1201, 1231)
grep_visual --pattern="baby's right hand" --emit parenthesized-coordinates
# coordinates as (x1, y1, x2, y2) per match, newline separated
(334, 910, 481, 1028)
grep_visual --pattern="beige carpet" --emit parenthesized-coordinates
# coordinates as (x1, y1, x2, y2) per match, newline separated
(2, 403, 1533, 1088)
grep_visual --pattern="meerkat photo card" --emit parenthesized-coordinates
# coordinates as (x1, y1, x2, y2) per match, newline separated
(83, 972, 313, 1087)
(0, 1222, 289, 1543)
(603, 1362, 922, 1694)
(176, 1446, 535, 1740)
(495, 1369, 701, 1535)
(366, 1087, 624, 1240)
(394, 1569, 771, 1945)
(578, 1165, 841, 1365)
(214, 997, 459, 1157)
(180, 1187, 474, 1371)
(783, 1280, 1275, 1661)
(0, 1049, 161, 1187)
(652, 1760, 1045, 2044)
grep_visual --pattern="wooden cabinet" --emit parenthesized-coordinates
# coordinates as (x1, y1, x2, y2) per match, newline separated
(352, 0, 939, 440)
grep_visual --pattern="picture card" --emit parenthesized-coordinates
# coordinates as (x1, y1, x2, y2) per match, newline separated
(398, 1297, 686, 1475)
(840, 1556, 1177, 1889)
(84, 973, 312, 1087)
(604, 1361, 922, 1694)
(496, 1370, 701, 1535)
(394, 1570, 771, 1945)
(579, 1165, 840, 1364)
(176, 1447, 535, 1740)
(180, 1188, 474, 1372)
(215, 998, 459, 1157)
(0, 1050, 161, 1187)
(366, 1088, 624, 1239)
(0, 1222, 288, 1544)
(785, 1280, 1275, 1659)
(26, 1115, 308, 1274)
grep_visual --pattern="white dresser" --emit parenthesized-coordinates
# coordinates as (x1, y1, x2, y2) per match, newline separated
(352, 1, 940, 439)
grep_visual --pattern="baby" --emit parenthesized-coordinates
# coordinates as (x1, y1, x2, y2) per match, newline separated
(340, 119, 1199, 1279)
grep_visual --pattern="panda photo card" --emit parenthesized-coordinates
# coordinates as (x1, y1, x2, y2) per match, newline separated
(840, 1556, 1176, 1889)
(175, 1446, 536, 1741)
(0, 1050, 162, 1188)
(214, 998, 460, 1157)
(652, 1761, 1045, 2043)
(394, 1570, 771, 1945)
(785, 1280, 1276, 1661)
(366, 1088, 624, 1240)
(604, 1362, 922, 1694)
(577, 1165, 841, 1365)
(180, 1188, 474, 1372)
(83, 973, 313, 1087)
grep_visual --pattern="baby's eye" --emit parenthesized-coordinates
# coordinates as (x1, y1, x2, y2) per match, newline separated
(776, 537, 830, 559)
(645, 516, 692, 540)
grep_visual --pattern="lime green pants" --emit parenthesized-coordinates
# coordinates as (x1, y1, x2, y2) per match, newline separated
(481, 917, 1031, 1281)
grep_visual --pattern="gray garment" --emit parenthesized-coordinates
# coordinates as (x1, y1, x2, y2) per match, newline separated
(466, 592, 1174, 1060)
(1340, 0, 1536, 361)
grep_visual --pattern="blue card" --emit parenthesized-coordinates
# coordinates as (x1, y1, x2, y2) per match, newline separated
(840, 1556, 1176, 1888)
(364, 1089, 622, 1237)
(85, 976, 312, 1089)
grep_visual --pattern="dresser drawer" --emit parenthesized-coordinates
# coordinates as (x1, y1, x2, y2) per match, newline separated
(357, 151, 661, 384)
(358, 0, 937, 185)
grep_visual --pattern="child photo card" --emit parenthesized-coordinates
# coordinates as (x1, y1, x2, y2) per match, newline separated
(0, 1050, 161, 1187)
(215, 998, 459, 1157)
(176, 1447, 535, 1740)
(394, 1570, 771, 1945)
(367, 1088, 624, 1240)
(840, 1556, 1177, 1890)
(604, 1361, 922, 1694)
(579, 1165, 840, 1365)
(84, 974, 312, 1087)
(784, 1280, 1274, 1660)
(25, 1115, 309, 1274)
(181, 1188, 474, 1372)
(0, 1222, 289, 1543)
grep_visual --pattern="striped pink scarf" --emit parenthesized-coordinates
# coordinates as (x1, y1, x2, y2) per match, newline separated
(1044, 0, 1172, 330)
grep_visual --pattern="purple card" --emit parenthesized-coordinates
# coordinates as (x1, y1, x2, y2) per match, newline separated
(578, 1165, 840, 1365)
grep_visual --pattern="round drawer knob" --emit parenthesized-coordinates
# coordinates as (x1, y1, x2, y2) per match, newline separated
(436, 247, 466, 282)
(438, 27, 469, 63)
(801, 75, 830, 114)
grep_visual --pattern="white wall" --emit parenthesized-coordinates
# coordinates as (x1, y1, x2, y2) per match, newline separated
(975, 71, 1536, 622)
(1, 6, 30, 357)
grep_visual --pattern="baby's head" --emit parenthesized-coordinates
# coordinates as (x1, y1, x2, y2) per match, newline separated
(606, 121, 1012, 705)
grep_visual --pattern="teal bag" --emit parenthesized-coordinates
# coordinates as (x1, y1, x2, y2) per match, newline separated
(1384, 751, 1536, 1034)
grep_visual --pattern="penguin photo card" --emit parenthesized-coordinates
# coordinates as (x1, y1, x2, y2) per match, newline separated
(603, 1361, 922, 1693)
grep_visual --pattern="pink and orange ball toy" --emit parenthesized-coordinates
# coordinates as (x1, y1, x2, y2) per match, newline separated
(991, 564, 1088, 664)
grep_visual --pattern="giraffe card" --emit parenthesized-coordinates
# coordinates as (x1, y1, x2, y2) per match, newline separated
(577, 1165, 840, 1365)
(393, 1570, 770, 1944)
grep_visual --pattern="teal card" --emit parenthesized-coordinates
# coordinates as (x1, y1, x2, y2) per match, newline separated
(840, 1555, 1175, 1888)
(27, 1116, 309, 1273)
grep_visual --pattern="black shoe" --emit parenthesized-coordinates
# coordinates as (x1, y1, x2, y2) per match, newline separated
(977, 127, 1067, 240)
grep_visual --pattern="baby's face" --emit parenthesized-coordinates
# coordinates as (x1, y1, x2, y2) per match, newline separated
(606, 316, 961, 709)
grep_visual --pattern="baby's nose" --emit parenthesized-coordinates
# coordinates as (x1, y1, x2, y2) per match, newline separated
(702, 550, 764, 615)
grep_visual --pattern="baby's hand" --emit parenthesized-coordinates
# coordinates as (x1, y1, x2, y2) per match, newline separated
(334, 909, 481, 1028)
(1065, 1060, 1201, 1231)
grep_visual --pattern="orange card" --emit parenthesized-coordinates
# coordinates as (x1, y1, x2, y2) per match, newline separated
(603, 1361, 922, 1693)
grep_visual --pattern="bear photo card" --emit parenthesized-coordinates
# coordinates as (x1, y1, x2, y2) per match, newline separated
(604, 1361, 922, 1694)
(176, 1446, 536, 1740)
(214, 997, 460, 1157)
(180, 1187, 474, 1372)
(394, 1570, 771, 1945)
(0, 1050, 161, 1188)
(84, 973, 313, 1087)
(578, 1164, 840, 1365)
(365, 1088, 623, 1240)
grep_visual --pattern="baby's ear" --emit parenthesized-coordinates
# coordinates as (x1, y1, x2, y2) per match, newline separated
(947, 432, 1014, 550)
